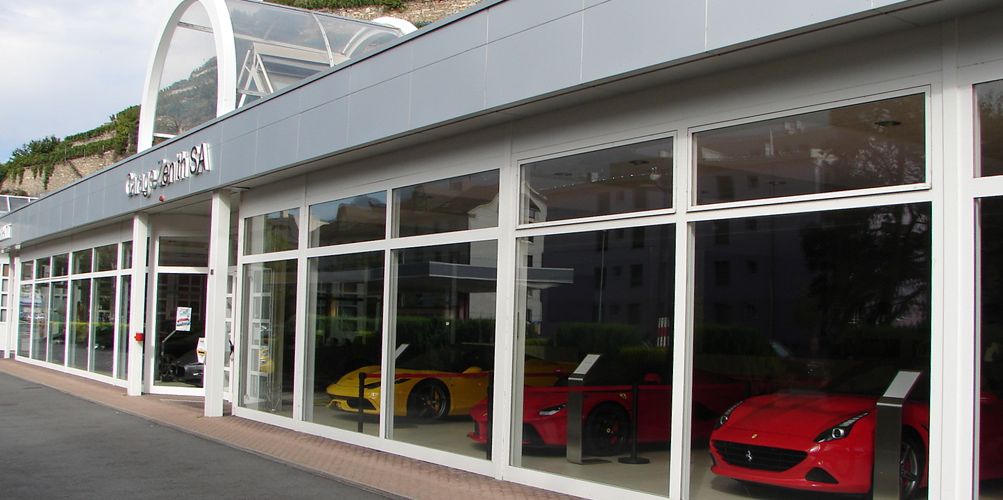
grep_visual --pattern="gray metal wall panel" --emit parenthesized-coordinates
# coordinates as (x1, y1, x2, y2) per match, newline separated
(299, 70, 350, 112)
(257, 92, 301, 128)
(349, 44, 414, 92)
(411, 48, 487, 129)
(348, 75, 411, 145)
(221, 107, 259, 141)
(582, 0, 705, 82)
(298, 98, 349, 162)
(485, 13, 582, 108)
(59, 197, 72, 233)
(219, 132, 258, 184)
(255, 117, 301, 174)
(72, 195, 89, 227)
(411, 15, 487, 68)
(486, 0, 583, 41)
(706, 0, 873, 50)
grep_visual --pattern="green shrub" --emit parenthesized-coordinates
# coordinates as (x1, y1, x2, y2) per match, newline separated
(1, 105, 139, 188)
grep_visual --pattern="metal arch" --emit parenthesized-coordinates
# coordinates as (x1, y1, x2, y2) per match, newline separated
(138, 0, 236, 152)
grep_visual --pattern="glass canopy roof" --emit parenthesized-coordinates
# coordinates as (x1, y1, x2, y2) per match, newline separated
(140, 0, 413, 149)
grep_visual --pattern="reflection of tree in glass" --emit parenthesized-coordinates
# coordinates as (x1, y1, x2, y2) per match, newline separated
(801, 202, 930, 361)
(814, 96, 922, 190)
(805, 202, 929, 325)
(981, 199, 1003, 394)
(797, 97, 929, 363)
(978, 83, 1003, 176)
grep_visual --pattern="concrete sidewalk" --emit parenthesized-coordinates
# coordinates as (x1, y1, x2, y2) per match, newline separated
(0, 359, 576, 500)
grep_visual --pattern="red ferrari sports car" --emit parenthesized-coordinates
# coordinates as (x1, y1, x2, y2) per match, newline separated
(709, 370, 1003, 497)
(468, 372, 746, 456)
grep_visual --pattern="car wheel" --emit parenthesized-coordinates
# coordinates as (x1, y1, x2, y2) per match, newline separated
(584, 403, 631, 456)
(900, 433, 925, 499)
(407, 380, 450, 420)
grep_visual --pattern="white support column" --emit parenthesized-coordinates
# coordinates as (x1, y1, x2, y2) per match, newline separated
(205, 191, 233, 417)
(127, 214, 150, 396)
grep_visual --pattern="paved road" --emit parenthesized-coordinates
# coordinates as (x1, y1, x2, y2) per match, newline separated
(0, 373, 390, 500)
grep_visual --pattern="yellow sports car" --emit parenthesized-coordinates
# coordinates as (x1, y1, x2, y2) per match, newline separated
(327, 344, 572, 419)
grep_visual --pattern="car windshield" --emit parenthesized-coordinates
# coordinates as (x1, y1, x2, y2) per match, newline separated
(821, 364, 928, 399)
(396, 344, 493, 372)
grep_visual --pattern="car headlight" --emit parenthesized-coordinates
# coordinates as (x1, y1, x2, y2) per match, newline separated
(814, 412, 869, 443)
(715, 401, 743, 429)
(538, 403, 566, 416)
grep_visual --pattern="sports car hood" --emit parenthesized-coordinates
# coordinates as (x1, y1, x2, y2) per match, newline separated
(728, 393, 877, 439)
(331, 365, 465, 389)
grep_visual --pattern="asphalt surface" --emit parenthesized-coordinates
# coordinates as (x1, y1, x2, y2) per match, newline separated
(0, 372, 389, 500)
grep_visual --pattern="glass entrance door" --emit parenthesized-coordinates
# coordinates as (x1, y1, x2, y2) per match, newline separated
(153, 273, 208, 389)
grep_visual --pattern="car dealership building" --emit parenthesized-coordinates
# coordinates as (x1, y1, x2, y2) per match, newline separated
(2, 0, 1003, 498)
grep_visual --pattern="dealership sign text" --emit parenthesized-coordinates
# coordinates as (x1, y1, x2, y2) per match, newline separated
(126, 143, 211, 198)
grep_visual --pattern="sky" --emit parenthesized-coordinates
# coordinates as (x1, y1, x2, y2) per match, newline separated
(0, 1, 177, 162)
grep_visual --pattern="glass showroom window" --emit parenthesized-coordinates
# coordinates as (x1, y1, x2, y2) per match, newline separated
(978, 80, 1003, 178)
(687, 93, 933, 499)
(511, 226, 675, 495)
(521, 136, 674, 223)
(241, 260, 297, 416)
(694, 94, 925, 205)
(68, 279, 92, 371)
(21, 260, 33, 282)
(35, 257, 50, 280)
(306, 251, 384, 435)
(121, 241, 133, 269)
(389, 241, 498, 458)
(73, 249, 93, 274)
(978, 200, 1003, 499)
(309, 192, 387, 247)
(159, 237, 210, 267)
(384, 170, 500, 458)
(116, 276, 131, 380)
(92, 277, 116, 376)
(95, 244, 117, 272)
(52, 254, 68, 277)
(30, 282, 49, 361)
(48, 280, 68, 365)
(976, 79, 1003, 498)
(18, 284, 31, 357)
(692, 204, 931, 499)
(245, 209, 300, 255)
(395, 170, 499, 237)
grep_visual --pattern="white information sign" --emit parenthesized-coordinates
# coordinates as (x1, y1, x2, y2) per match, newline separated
(176, 307, 193, 331)
(196, 337, 207, 364)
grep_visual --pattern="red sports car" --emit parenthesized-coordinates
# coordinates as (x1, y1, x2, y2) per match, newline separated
(709, 370, 1003, 497)
(468, 372, 746, 456)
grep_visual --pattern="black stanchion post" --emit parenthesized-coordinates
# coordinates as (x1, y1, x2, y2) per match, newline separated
(357, 372, 366, 433)
(618, 382, 649, 464)
(486, 377, 493, 460)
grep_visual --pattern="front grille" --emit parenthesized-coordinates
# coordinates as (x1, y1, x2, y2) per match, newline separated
(334, 396, 376, 410)
(522, 424, 544, 446)
(713, 440, 807, 472)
